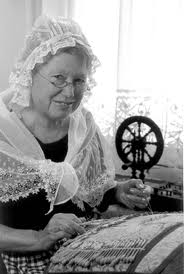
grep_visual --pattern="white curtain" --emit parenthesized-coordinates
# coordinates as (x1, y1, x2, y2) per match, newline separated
(117, 0, 183, 96)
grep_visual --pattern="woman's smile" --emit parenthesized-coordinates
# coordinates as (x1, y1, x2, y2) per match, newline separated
(52, 99, 75, 108)
(31, 52, 87, 120)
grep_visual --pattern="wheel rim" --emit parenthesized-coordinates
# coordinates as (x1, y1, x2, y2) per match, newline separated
(115, 116, 164, 171)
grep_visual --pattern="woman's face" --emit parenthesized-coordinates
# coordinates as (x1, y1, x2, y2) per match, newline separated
(31, 52, 88, 121)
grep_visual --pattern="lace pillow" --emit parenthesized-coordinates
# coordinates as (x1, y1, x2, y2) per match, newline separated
(47, 212, 184, 273)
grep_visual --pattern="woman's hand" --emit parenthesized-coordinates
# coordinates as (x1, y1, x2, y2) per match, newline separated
(115, 179, 153, 209)
(37, 213, 85, 251)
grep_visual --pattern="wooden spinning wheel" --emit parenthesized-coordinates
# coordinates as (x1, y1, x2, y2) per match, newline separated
(115, 116, 164, 181)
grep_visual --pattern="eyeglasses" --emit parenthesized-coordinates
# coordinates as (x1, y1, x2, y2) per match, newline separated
(37, 71, 88, 93)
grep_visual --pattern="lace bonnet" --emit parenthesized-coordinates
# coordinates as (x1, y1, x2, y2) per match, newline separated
(8, 15, 100, 110)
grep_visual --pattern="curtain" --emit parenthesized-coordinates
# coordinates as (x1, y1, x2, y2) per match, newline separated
(117, 0, 183, 95)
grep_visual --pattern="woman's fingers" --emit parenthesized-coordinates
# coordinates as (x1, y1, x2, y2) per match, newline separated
(53, 231, 71, 241)
(117, 179, 153, 210)
(70, 215, 83, 225)
(129, 188, 145, 197)
(67, 221, 86, 235)
(126, 194, 150, 207)
(143, 185, 154, 195)
(135, 181, 153, 194)
(129, 187, 150, 198)
(129, 179, 143, 189)
(118, 192, 136, 209)
(54, 215, 86, 236)
(50, 222, 85, 243)
(55, 213, 83, 225)
(129, 181, 153, 197)
(41, 213, 86, 250)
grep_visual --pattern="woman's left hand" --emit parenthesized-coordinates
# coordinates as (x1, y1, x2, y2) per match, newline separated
(115, 179, 153, 209)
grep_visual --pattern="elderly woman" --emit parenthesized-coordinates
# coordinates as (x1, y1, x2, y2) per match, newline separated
(0, 15, 152, 273)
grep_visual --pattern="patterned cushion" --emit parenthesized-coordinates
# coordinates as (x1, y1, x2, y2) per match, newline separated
(47, 212, 184, 273)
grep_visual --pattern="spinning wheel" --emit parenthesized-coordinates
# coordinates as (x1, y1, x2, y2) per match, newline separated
(115, 116, 164, 181)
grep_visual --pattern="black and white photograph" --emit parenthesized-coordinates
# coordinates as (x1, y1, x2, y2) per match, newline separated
(0, 1, 183, 273)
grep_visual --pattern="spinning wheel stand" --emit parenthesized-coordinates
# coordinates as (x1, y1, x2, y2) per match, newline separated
(115, 116, 164, 182)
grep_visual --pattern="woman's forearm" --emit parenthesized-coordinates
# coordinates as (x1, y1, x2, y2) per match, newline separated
(0, 224, 41, 252)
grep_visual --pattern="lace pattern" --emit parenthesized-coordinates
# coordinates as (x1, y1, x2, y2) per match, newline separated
(0, 154, 78, 212)
(8, 15, 100, 110)
(48, 213, 184, 273)
(0, 131, 115, 211)
(70, 131, 116, 209)
(0, 96, 115, 211)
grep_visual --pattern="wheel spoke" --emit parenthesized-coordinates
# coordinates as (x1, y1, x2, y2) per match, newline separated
(141, 149, 146, 164)
(137, 121, 141, 137)
(143, 148, 153, 161)
(126, 126, 136, 137)
(121, 139, 132, 143)
(122, 144, 131, 153)
(145, 141, 158, 145)
(138, 148, 141, 163)
(143, 128, 153, 138)
(124, 150, 132, 157)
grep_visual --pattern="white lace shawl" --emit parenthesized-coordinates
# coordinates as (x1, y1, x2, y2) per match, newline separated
(0, 97, 116, 213)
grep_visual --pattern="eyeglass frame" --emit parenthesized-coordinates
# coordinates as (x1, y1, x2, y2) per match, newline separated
(36, 71, 89, 92)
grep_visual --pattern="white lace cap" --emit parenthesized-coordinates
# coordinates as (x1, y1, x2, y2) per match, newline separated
(8, 14, 100, 110)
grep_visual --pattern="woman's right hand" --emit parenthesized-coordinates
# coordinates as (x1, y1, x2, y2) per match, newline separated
(36, 213, 85, 251)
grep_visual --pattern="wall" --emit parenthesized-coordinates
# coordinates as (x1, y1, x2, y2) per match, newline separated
(43, 0, 74, 17)
(0, 0, 27, 91)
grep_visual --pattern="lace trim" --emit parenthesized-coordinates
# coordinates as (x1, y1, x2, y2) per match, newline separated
(0, 165, 115, 210)
(0, 159, 73, 211)
(0, 115, 114, 210)
(0, 168, 42, 202)
(9, 33, 100, 109)
(72, 173, 116, 210)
